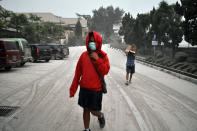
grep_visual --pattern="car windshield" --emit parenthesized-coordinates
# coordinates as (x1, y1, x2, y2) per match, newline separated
(5, 41, 18, 50)
(50, 45, 60, 49)
(37, 45, 50, 49)
(22, 41, 29, 48)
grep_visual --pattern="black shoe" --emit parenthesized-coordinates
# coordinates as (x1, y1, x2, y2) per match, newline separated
(98, 113, 105, 128)
(125, 81, 129, 85)
(83, 129, 91, 131)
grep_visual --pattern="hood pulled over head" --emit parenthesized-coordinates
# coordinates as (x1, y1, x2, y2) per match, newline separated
(86, 31, 102, 52)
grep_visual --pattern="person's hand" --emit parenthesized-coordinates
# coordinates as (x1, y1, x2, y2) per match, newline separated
(70, 95, 74, 98)
(125, 49, 129, 52)
(129, 50, 135, 54)
(90, 52, 99, 60)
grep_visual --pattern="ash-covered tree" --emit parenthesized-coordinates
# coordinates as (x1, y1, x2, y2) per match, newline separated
(175, 0, 197, 45)
(120, 1, 183, 57)
(147, 1, 183, 57)
(75, 19, 82, 39)
(90, 6, 124, 40)
(0, 5, 12, 30)
(119, 13, 135, 44)
(22, 13, 42, 43)
(29, 13, 41, 23)
(10, 13, 28, 34)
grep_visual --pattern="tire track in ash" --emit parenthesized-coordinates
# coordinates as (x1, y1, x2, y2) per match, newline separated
(0, 61, 68, 106)
(134, 73, 197, 131)
(1, 60, 73, 130)
(4, 47, 84, 131)
(110, 65, 197, 131)
(108, 71, 149, 131)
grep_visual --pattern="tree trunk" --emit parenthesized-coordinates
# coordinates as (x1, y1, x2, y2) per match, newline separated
(172, 45, 176, 58)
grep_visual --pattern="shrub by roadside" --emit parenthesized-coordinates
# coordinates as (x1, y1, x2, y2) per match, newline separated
(174, 52, 188, 62)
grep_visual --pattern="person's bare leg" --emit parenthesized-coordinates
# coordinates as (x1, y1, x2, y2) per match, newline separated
(125, 72, 129, 85)
(129, 73, 132, 81)
(91, 110, 101, 117)
(91, 110, 105, 128)
(83, 108, 91, 129)
(126, 73, 129, 81)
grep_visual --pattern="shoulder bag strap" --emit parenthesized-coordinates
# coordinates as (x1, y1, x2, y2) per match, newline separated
(88, 54, 103, 79)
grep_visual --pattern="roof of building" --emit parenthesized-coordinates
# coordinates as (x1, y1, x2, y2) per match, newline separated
(21, 12, 87, 27)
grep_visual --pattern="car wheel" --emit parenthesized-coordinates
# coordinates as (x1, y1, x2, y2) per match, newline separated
(5, 66, 11, 71)
(33, 60, 37, 63)
(45, 59, 50, 62)
(20, 62, 25, 66)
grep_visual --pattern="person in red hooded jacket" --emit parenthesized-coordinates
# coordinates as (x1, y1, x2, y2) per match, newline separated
(69, 31, 110, 131)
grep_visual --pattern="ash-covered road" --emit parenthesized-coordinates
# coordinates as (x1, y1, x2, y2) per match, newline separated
(0, 45, 197, 131)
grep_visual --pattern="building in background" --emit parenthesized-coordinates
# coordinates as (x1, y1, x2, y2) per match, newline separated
(113, 23, 121, 36)
(113, 23, 125, 44)
(22, 12, 88, 44)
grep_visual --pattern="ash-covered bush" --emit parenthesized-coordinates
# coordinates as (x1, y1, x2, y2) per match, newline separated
(174, 52, 188, 62)
(155, 50, 163, 59)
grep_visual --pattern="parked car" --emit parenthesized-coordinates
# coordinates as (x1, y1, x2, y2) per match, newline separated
(0, 39, 21, 70)
(30, 44, 52, 62)
(48, 44, 64, 60)
(62, 45, 69, 57)
(5, 38, 32, 66)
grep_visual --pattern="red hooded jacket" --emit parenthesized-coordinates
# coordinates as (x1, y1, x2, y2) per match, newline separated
(69, 31, 110, 97)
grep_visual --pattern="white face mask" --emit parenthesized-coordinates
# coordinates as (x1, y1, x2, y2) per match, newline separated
(89, 42, 96, 51)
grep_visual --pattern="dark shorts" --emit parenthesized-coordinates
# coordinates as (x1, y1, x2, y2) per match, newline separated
(126, 65, 135, 74)
(78, 87, 103, 111)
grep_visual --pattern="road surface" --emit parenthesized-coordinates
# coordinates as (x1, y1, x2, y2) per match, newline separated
(0, 45, 197, 131)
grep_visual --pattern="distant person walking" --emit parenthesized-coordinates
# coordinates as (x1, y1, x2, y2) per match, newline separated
(125, 45, 136, 85)
(69, 31, 110, 131)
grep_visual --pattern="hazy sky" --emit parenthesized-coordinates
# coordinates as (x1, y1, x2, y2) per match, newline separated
(1, 0, 179, 18)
